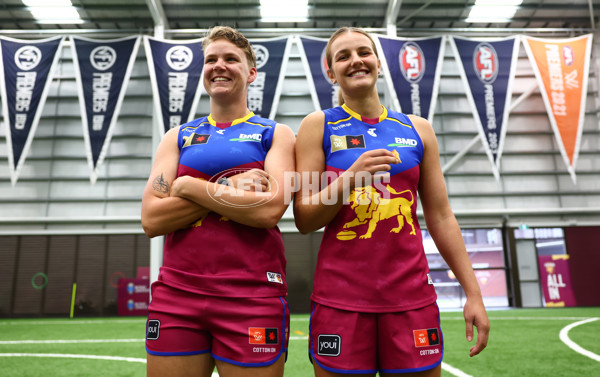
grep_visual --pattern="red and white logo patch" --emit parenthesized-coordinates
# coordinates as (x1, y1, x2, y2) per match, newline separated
(413, 328, 440, 347)
(249, 327, 278, 345)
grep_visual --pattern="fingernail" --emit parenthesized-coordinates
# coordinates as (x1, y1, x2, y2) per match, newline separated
(467, 336, 472, 341)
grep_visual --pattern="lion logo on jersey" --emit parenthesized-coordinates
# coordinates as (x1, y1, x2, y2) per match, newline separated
(340, 185, 415, 240)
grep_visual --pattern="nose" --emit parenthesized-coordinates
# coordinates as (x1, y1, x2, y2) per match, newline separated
(349, 52, 363, 66)
(213, 57, 226, 70)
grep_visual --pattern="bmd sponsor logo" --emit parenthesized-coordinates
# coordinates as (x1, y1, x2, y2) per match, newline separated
(230, 133, 263, 142)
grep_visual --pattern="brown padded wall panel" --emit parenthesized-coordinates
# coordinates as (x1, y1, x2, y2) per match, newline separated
(282, 232, 316, 313)
(75, 235, 106, 315)
(104, 235, 136, 314)
(0, 237, 18, 315)
(564, 227, 600, 306)
(43, 236, 77, 314)
(13, 236, 48, 315)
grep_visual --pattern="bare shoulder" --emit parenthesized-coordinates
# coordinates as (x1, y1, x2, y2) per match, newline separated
(273, 122, 296, 140)
(297, 111, 325, 139)
(407, 114, 436, 143)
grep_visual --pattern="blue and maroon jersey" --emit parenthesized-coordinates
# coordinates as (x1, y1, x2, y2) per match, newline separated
(160, 112, 287, 298)
(311, 104, 437, 312)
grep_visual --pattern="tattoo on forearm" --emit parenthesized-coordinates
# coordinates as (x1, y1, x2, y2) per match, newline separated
(152, 173, 169, 194)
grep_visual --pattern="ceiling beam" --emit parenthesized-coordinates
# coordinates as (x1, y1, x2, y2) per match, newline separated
(384, 0, 403, 36)
(145, 0, 168, 38)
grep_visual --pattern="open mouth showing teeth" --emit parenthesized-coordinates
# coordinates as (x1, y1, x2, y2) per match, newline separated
(349, 71, 368, 77)
(213, 77, 230, 82)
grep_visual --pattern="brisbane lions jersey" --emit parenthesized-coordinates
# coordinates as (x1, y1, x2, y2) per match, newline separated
(312, 104, 437, 312)
(160, 112, 287, 298)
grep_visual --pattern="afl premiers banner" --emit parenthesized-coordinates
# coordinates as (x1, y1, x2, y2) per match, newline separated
(0, 36, 64, 186)
(522, 35, 592, 183)
(375, 35, 445, 122)
(144, 36, 204, 134)
(450, 36, 519, 180)
(248, 36, 292, 119)
(71, 36, 140, 184)
(296, 36, 339, 110)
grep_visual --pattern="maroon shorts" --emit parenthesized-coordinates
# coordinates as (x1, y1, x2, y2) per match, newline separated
(309, 301, 443, 373)
(146, 280, 289, 367)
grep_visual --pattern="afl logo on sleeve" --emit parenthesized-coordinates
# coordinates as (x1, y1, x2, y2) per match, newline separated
(473, 43, 498, 84)
(147, 319, 160, 340)
(400, 42, 425, 83)
(317, 334, 341, 356)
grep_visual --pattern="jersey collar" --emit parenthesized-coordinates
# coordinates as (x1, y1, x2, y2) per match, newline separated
(207, 112, 255, 127)
(342, 103, 387, 124)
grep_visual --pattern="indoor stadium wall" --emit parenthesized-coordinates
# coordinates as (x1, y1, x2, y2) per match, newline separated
(0, 32, 599, 317)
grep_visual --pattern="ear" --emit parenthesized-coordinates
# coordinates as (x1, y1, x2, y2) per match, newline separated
(327, 68, 337, 84)
(377, 59, 381, 75)
(247, 66, 258, 84)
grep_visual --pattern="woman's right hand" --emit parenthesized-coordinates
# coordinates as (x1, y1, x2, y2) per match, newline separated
(344, 149, 399, 186)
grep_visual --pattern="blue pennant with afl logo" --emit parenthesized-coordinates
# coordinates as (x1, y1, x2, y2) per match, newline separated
(376, 36, 445, 121)
(0, 35, 64, 185)
(144, 36, 204, 134)
(248, 37, 292, 119)
(450, 36, 519, 177)
(71, 36, 140, 183)
(297, 36, 338, 110)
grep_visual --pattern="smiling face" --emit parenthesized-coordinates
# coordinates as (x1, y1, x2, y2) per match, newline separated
(203, 38, 257, 100)
(326, 31, 380, 94)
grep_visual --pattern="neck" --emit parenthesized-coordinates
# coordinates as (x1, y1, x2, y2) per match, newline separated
(209, 97, 251, 123)
(341, 89, 383, 119)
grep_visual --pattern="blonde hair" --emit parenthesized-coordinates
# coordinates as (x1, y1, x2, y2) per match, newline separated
(202, 26, 256, 69)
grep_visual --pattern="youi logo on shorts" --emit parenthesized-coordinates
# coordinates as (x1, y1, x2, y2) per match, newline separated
(147, 319, 160, 340)
(317, 334, 341, 356)
(230, 133, 262, 142)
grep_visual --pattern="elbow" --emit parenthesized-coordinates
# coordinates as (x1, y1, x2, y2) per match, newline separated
(254, 212, 282, 229)
(141, 218, 161, 238)
(294, 219, 316, 234)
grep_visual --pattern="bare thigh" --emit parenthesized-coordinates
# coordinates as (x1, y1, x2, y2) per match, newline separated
(215, 352, 286, 377)
(380, 364, 442, 377)
(147, 353, 215, 377)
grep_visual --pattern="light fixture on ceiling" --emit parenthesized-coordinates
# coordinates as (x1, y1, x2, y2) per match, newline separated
(22, 0, 84, 24)
(465, 0, 523, 23)
(260, 0, 309, 23)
